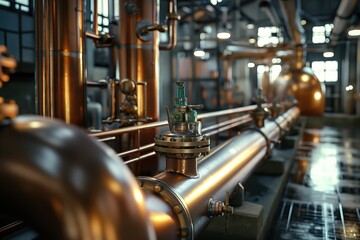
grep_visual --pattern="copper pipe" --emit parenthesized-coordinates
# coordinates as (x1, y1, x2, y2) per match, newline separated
(35, 0, 86, 126)
(205, 117, 252, 136)
(84, 0, 101, 40)
(279, 0, 305, 46)
(202, 114, 251, 132)
(159, 0, 180, 50)
(140, 106, 300, 239)
(330, 0, 358, 45)
(0, 116, 156, 239)
(125, 151, 157, 165)
(90, 105, 260, 138)
(85, 31, 101, 40)
(117, 143, 155, 157)
(93, 0, 98, 36)
(110, 79, 117, 120)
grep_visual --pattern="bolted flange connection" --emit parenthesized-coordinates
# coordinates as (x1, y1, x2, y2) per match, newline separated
(154, 82, 210, 178)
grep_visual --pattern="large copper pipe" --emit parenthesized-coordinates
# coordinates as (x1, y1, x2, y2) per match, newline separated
(330, 0, 358, 45)
(275, 0, 325, 116)
(114, 0, 161, 174)
(0, 116, 156, 240)
(140, 106, 300, 239)
(116, 0, 159, 122)
(35, 0, 86, 127)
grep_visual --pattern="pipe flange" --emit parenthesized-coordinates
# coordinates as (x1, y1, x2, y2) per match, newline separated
(154, 134, 210, 159)
(138, 177, 194, 240)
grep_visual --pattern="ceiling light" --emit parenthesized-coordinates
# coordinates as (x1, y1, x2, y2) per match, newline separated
(210, 0, 217, 5)
(217, 30, 231, 40)
(247, 62, 255, 68)
(301, 19, 307, 26)
(345, 85, 353, 91)
(323, 51, 334, 58)
(248, 37, 256, 44)
(194, 49, 206, 57)
(247, 23, 255, 30)
(348, 27, 360, 37)
(272, 58, 281, 64)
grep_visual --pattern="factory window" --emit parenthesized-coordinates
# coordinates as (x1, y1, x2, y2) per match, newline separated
(311, 60, 338, 82)
(0, 0, 32, 13)
(257, 64, 282, 84)
(91, 0, 109, 33)
(257, 27, 283, 47)
(312, 24, 333, 44)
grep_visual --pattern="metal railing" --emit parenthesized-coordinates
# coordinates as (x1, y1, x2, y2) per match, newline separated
(90, 104, 259, 165)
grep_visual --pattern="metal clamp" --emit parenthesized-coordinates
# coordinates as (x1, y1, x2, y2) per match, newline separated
(243, 127, 272, 159)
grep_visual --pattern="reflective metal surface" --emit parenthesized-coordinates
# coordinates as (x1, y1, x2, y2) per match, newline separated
(274, 66, 325, 116)
(0, 116, 155, 240)
(116, 0, 159, 123)
(35, 0, 86, 126)
(143, 190, 178, 240)
(268, 116, 360, 239)
(151, 107, 300, 238)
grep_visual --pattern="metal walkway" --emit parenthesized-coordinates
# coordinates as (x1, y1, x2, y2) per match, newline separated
(268, 117, 360, 240)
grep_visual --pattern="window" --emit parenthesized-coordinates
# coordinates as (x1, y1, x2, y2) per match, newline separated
(257, 27, 283, 47)
(257, 64, 282, 85)
(311, 61, 338, 82)
(91, 0, 109, 33)
(0, 0, 32, 13)
(312, 24, 333, 44)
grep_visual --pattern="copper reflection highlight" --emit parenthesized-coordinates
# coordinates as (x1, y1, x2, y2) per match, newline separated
(273, 66, 325, 116)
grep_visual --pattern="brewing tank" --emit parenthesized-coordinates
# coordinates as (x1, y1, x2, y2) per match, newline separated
(273, 65, 325, 116)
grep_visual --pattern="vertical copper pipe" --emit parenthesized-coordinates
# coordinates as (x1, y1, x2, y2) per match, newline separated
(117, 0, 159, 123)
(159, 0, 179, 50)
(36, 0, 86, 127)
(93, 0, 99, 36)
(116, 0, 160, 173)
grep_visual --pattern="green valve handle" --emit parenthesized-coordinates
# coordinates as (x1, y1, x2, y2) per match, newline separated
(175, 81, 187, 106)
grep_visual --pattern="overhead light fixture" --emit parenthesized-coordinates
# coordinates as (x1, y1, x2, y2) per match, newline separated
(248, 37, 256, 44)
(272, 58, 281, 64)
(217, 29, 231, 40)
(247, 23, 255, 30)
(247, 62, 255, 68)
(348, 27, 360, 37)
(323, 51, 334, 58)
(345, 84, 354, 91)
(194, 49, 206, 57)
(301, 19, 307, 26)
(210, 0, 222, 5)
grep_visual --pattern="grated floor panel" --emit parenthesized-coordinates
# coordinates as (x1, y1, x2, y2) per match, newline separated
(268, 120, 360, 240)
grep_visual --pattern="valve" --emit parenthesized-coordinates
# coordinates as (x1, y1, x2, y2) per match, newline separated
(251, 88, 268, 128)
(154, 81, 210, 178)
(208, 192, 234, 230)
(269, 101, 281, 119)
